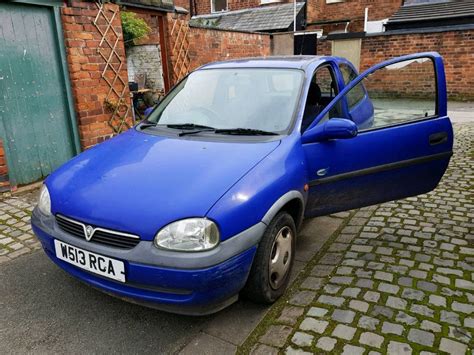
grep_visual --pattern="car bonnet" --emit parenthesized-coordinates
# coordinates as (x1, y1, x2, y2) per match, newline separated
(46, 129, 281, 241)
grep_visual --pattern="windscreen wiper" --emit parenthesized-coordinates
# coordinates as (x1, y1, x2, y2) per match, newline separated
(165, 123, 217, 137)
(178, 128, 216, 137)
(138, 120, 158, 129)
(167, 123, 216, 130)
(214, 128, 278, 136)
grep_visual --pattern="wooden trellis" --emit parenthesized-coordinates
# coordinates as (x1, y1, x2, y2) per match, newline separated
(93, 2, 132, 133)
(169, 17, 190, 83)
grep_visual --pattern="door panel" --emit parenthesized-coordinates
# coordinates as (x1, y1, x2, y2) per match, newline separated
(304, 117, 452, 216)
(0, 3, 76, 185)
(303, 53, 453, 217)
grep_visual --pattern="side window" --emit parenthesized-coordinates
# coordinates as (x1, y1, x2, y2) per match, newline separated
(332, 57, 438, 131)
(339, 64, 366, 109)
(302, 66, 338, 132)
(211, 0, 227, 12)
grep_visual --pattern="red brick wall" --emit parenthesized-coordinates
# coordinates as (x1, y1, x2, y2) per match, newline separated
(187, 27, 271, 69)
(317, 38, 331, 56)
(364, 60, 436, 99)
(166, 14, 272, 85)
(307, 0, 402, 34)
(0, 141, 9, 192)
(174, 0, 191, 11)
(317, 29, 474, 100)
(61, 1, 131, 149)
(360, 30, 474, 101)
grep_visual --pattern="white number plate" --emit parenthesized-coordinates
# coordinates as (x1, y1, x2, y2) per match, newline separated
(54, 240, 125, 282)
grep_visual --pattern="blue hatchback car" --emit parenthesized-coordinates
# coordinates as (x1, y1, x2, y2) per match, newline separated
(32, 52, 453, 315)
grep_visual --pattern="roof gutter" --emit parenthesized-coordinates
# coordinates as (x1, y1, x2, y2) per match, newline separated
(115, 1, 175, 13)
(306, 18, 351, 26)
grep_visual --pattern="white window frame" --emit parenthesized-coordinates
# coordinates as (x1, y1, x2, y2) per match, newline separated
(260, 0, 284, 4)
(326, 0, 346, 3)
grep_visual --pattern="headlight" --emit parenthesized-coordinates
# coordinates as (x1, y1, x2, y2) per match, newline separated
(154, 218, 219, 251)
(38, 185, 51, 216)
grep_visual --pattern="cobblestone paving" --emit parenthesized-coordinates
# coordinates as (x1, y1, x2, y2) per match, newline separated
(243, 123, 473, 355)
(0, 190, 40, 264)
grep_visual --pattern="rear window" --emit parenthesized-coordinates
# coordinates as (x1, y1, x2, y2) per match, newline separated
(339, 64, 366, 109)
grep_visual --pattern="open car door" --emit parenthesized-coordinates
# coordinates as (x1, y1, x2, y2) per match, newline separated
(302, 52, 453, 217)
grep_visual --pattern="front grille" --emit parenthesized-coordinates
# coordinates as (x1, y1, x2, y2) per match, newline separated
(55, 214, 140, 249)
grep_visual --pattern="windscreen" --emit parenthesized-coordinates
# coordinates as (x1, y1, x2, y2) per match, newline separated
(147, 68, 304, 133)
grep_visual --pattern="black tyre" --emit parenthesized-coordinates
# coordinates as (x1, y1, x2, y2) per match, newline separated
(242, 211, 296, 304)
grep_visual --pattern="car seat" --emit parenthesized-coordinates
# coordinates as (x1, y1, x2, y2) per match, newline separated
(301, 82, 322, 132)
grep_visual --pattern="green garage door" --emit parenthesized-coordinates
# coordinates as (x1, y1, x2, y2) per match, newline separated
(0, 2, 78, 186)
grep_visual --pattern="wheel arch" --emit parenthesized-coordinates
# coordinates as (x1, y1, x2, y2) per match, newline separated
(261, 190, 305, 230)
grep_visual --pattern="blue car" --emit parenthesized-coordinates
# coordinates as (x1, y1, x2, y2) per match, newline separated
(32, 52, 453, 315)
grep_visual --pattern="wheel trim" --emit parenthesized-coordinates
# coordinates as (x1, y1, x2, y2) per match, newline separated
(269, 226, 293, 289)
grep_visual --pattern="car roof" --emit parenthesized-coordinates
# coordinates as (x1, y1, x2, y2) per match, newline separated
(199, 56, 332, 71)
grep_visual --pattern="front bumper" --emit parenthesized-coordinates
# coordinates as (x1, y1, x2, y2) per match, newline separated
(31, 209, 265, 315)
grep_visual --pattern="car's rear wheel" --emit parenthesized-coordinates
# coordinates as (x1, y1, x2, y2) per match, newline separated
(242, 211, 296, 304)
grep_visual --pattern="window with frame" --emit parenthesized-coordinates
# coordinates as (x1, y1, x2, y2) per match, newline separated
(339, 63, 366, 109)
(314, 66, 337, 100)
(302, 65, 338, 131)
(329, 57, 437, 131)
(211, 0, 227, 12)
(148, 68, 304, 133)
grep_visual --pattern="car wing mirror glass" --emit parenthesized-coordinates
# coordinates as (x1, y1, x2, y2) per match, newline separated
(301, 118, 358, 144)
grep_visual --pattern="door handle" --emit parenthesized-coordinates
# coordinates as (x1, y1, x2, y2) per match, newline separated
(429, 132, 448, 146)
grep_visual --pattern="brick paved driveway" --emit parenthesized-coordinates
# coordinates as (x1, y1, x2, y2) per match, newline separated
(0, 190, 40, 263)
(243, 124, 473, 354)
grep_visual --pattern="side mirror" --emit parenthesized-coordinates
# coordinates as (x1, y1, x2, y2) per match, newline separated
(301, 118, 358, 144)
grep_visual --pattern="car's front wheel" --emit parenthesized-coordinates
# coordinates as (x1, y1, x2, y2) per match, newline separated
(242, 211, 296, 304)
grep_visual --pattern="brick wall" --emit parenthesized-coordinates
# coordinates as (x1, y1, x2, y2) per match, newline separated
(317, 38, 331, 56)
(61, 1, 131, 149)
(127, 44, 164, 90)
(317, 29, 474, 100)
(364, 60, 436, 100)
(360, 30, 474, 101)
(0, 141, 9, 192)
(174, 0, 190, 10)
(187, 26, 272, 69)
(166, 14, 272, 85)
(307, 0, 402, 34)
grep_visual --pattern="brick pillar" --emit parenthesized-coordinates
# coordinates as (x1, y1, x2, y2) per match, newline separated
(61, 1, 131, 149)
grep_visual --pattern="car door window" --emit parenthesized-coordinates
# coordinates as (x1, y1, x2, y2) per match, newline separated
(339, 64, 366, 109)
(302, 66, 338, 132)
(315, 66, 337, 106)
(325, 57, 438, 131)
(363, 58, 436, 129)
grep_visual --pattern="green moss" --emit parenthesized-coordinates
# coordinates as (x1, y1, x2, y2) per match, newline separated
(238, 212, 356, 354)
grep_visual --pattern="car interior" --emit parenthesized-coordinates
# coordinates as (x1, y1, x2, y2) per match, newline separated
(214, 70, 301, 132)
(301, 66, 338, 132)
